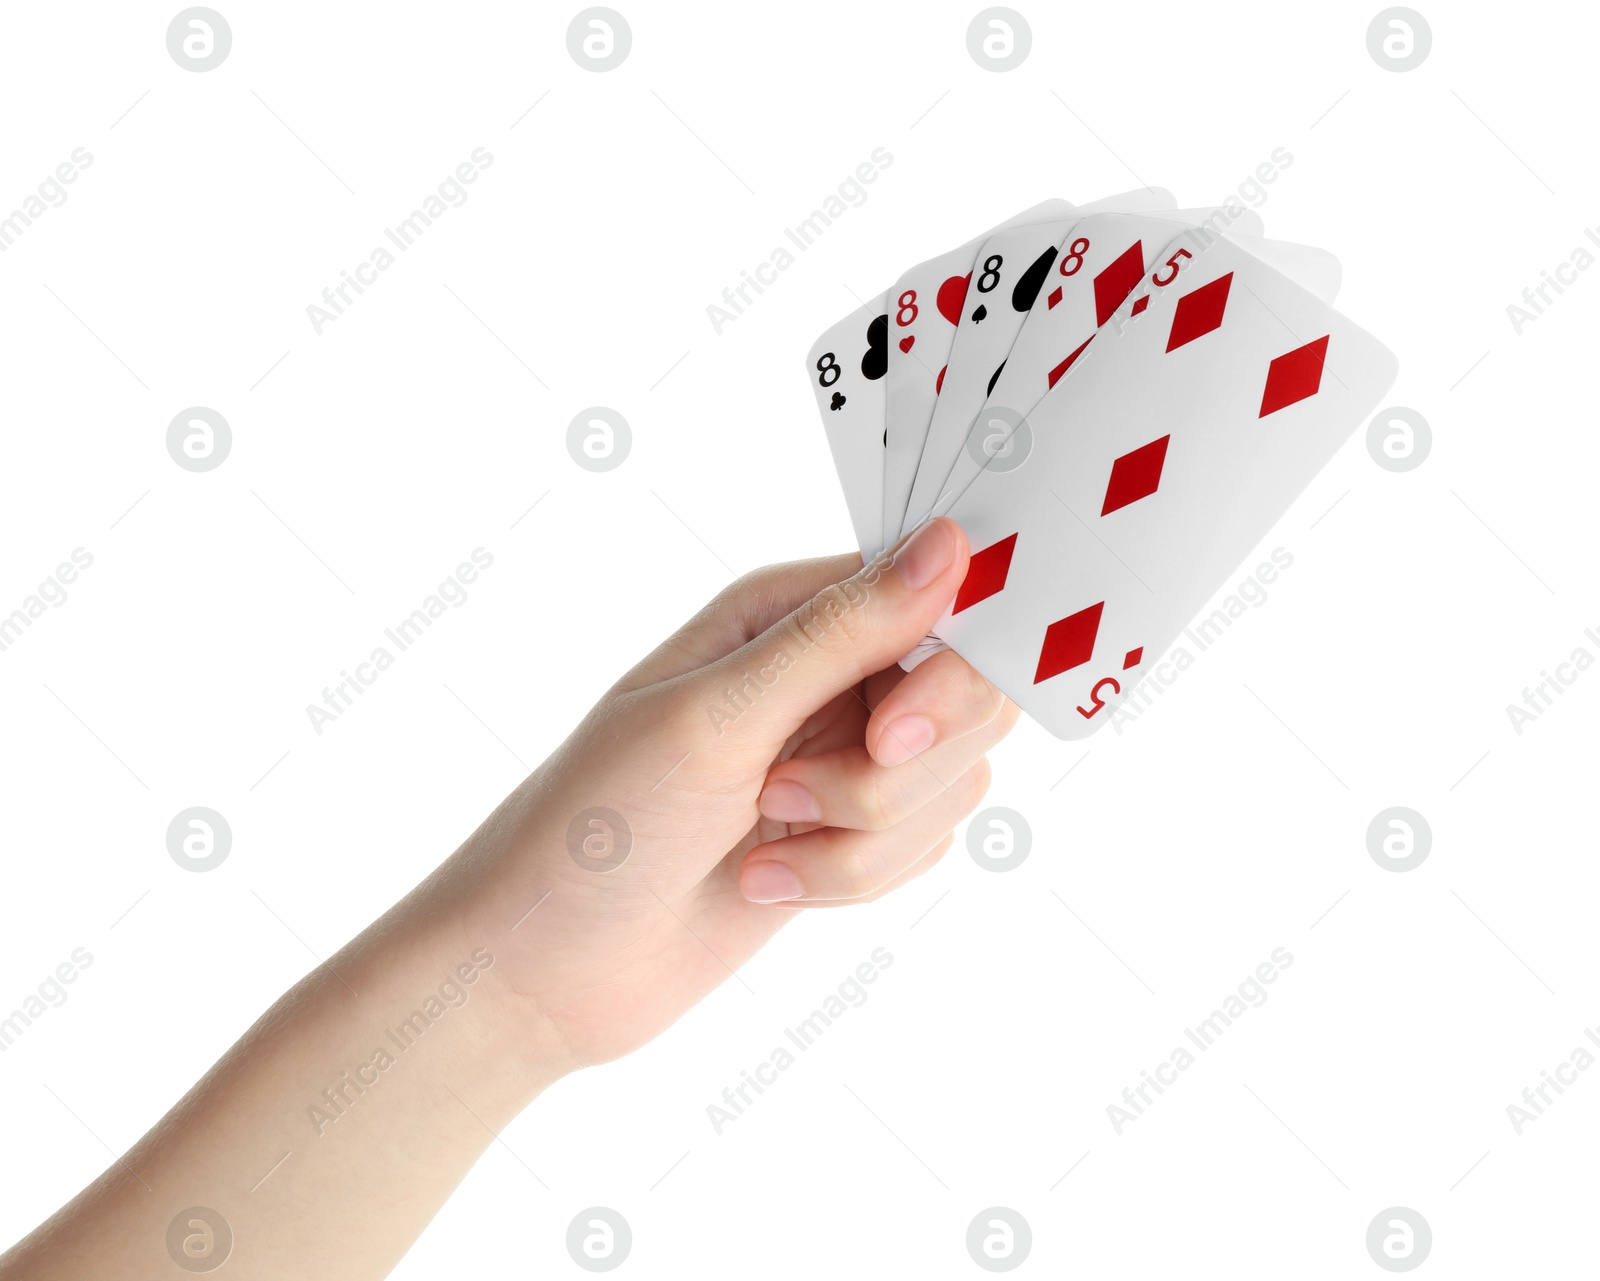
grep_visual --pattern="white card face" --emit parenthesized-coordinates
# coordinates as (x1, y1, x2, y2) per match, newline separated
(896, 216, 1083, 547)
(879, 193, 1180, 551)
(803, 196, 1167, 558)
(805, 290, 889, 556)
(879, 199, 1077, 551)
(927, 212, 1273, 525)
(936, 231, 1397, 739)
(901, 206, 1261, 538)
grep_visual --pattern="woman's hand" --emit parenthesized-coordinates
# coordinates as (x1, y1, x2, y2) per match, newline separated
(449, 516, 1019, 1068)
(0, 518, 1020, 1281)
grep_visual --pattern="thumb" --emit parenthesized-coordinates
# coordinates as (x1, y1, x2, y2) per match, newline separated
(696, 518, 970, 748)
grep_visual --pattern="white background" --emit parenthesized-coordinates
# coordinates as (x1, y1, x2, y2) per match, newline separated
(1, 0, 1595, 1275)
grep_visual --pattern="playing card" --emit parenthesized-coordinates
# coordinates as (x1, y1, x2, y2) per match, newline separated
(1228, 234, 1341, 304)
(880, 192, 1196, 553)
(936, 229, 1397, 739)
(804, 196, 1158, 558)
(805, 290, 891, 556)
(900, 206, 1265, 539)
(925, 222, 1345, 530)
(878, 198, 1076, 551)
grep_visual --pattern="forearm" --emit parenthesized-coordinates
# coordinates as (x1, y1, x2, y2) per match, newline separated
(1, 527, 995, 1277)
(1, 860, 570, 1280)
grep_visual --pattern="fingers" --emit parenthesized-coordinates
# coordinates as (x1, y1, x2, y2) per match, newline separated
(756, 652, 1016, 831)
(780, 835, 954, 910)
(739, 758, 991, 903)
(864, 649, 1011, 768)
(692, 520, 971, 753)
(755, 698, 1012, 833)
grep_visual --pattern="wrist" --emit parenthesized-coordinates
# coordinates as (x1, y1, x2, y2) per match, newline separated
(435, 922, 585, 1109)
(336, 871, 579, 1134)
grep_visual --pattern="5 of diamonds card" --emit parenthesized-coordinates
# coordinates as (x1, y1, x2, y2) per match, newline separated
(934, 228, 1397, 738)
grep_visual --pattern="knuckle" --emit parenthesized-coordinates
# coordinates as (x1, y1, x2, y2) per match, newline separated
(707, 570, 758, 619)
(837, 845, 887, 899)
(732, 562, 794, 608)
(711, 566, 785, 631)
(710, 562, 823, 643)
(917, 834, 955, 876)
(659, 676, 715, 727)
(995, 696, 1022, 734)
(957, 758, 994, 812)
(794, 581, 869, 657)
(877, 833, 954, 900)
(961, 663, 1007, 727)
(866, 768, 912, 830)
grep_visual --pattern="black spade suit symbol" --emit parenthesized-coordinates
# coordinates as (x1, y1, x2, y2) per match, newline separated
(1012, 245, 1059, 312)
(862, 313, 888, 380)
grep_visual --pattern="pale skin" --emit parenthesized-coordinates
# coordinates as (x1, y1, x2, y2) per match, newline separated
(0, 518, 1018, 1279)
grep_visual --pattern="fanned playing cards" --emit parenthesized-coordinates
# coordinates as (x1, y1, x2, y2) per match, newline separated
(805, 193, 1397, 739)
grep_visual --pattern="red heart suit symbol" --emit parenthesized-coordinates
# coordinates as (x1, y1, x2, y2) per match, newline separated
(937, 272, 972, 326)
(899, 335, 915, 353)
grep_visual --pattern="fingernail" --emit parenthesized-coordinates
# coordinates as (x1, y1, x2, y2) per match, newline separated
(758, 780, 822, 823)
(742, 860, 804, 903)
(876, 714, 937, 767)
(893, 519, 956, 591)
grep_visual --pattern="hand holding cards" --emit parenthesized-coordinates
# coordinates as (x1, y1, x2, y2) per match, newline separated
(805, 194, 1397, 739)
